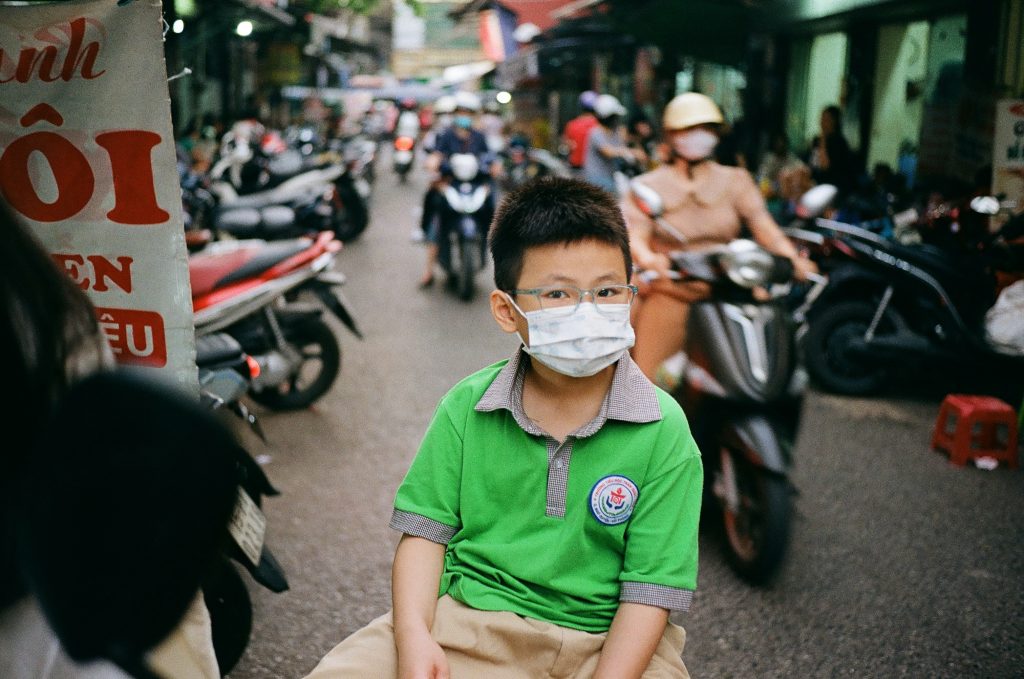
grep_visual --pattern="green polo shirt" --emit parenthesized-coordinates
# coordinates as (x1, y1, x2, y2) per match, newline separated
(390, 349, 703, 633)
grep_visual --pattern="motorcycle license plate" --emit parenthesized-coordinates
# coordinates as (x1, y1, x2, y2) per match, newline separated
(229, 488, 266, 566)
(394, 150, 413, 164)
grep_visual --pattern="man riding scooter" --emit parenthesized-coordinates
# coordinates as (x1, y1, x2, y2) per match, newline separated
(417, 91, 500, 288)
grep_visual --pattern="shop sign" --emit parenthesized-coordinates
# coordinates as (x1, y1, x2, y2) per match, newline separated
(0, 0, 197, 390)
(992, 99, 1024, 227)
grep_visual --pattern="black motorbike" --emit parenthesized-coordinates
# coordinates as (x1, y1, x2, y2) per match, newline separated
(631, 181, 825, 584)
(437, 153, 495, 301)
(794, 193, 1024, 397)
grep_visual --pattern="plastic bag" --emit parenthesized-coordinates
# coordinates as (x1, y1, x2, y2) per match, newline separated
(985, 279, 1024, 355)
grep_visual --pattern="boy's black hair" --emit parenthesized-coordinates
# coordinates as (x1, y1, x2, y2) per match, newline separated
(488, 177, 632, 291)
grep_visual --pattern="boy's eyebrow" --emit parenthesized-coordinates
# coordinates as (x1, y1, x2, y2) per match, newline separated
(534, 272, 627, 286)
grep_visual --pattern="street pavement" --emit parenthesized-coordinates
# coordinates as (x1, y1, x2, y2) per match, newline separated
(227, 148, 1024, 679)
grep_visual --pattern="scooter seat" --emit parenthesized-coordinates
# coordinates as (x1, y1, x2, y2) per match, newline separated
(215, 205, 296, 238)
(189, 239, 310, 298)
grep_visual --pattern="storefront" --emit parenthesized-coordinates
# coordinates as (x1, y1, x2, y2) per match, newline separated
(772, 0, 1012, 194)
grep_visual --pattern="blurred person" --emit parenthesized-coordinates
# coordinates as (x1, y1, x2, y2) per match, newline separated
(480, 98, 506, 154)
(582, 94, 643, 194)
(497, 133, 549, 193)
(808, 105, 858, 195)
(395, 98, 421, 141)
(561, 90, 599, 172)
(621, 93, 817, 381)
(417, 91, 499, 288)
(627, 113, 660, 169)
(756, 130, 805, 221)
(0, 198, 225, 679)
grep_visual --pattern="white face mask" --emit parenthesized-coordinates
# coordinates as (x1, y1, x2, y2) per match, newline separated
(508, 297, 635, 378)
(672, 128, 718, 161)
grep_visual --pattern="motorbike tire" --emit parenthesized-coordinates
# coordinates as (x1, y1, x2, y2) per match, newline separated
(330, 178, 369, 242)
(802, 300, 894, 395)
(203, 559, 252, 677)
(249, 317, 341, 411)
(458, 240, 476, 301)
(716, 447, 791, 585)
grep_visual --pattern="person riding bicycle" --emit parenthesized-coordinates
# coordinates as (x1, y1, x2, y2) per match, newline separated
(621, 92, 817, 382)
(418, 91, 499, 288)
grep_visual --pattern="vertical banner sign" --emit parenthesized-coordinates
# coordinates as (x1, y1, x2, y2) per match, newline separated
(0, 0, 197, 391)
(993, 100, 1024, 230)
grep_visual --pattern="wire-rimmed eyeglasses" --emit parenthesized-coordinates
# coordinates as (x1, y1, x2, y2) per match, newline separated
(507, 284, 639, 315)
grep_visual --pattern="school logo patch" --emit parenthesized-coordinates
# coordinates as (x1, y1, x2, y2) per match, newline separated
(589, 475, 639, 526)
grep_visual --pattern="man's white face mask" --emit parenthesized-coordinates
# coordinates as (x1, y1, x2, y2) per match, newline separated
(507, 296, 635, 378)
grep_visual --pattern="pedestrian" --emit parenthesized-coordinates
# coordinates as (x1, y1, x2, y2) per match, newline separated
(0, 197, 224, 679)
(304, 177, 703, 679)
(582, 94, 641, 194)
(808, 104, 858, 195)
(561, 90, 599, 172)
(628, 112, 660, 169)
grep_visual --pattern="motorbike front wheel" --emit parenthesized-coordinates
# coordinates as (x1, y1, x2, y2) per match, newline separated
(802, 300, 895, 395)
(458, 239, 478, 301)
(249, 317, 341, 411)
(715, 447, 791, 585)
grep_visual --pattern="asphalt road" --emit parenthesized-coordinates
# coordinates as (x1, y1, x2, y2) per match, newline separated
(227, 149, 1024, 679)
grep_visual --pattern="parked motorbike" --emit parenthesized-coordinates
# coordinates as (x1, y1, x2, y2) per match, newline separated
(205, 125, 369, 243)
(794, 188, 1024, 397)
(190, 230, 363, 410)
(631, 181, 825, 584)
(437, 153, 495, 301)
(393, 134, 416, 181)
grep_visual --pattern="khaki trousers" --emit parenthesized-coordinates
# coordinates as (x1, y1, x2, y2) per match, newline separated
(304, 595, 689, 679)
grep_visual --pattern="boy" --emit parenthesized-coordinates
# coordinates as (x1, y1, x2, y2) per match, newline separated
(305, 177, 703, 678)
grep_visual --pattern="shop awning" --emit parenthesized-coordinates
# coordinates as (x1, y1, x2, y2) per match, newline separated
(438, 60, 497, 85)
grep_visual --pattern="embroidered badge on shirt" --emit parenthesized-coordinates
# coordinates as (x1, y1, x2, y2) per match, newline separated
(589, 475, 639, 525)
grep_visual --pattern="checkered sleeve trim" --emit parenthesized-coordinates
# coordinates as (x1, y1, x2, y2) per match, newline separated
(389, 509, 458, 545)
(620, 581, 694, 612)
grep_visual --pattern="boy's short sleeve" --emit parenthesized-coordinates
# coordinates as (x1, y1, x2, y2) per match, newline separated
(619, 425, 703, 611)
(390, 400, 463, 544)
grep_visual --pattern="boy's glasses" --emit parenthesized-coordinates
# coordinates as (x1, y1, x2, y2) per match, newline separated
(508, 284, 639, 315)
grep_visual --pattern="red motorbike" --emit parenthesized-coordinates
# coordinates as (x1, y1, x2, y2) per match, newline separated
(189, 230, 362, 410)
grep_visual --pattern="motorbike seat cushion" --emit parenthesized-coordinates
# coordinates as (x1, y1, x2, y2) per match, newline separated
(261, 205, 295, 229)
(189, 240, 308, 297)
(214, 207, 262, 236)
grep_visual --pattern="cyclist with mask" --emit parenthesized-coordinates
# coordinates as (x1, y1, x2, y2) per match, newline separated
(621, 92, 817, 380)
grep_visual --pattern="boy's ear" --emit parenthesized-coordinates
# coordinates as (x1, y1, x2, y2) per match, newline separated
(490, 290, 519, 333)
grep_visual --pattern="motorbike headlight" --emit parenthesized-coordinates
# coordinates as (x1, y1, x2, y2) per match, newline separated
(718, 239, 774, 288)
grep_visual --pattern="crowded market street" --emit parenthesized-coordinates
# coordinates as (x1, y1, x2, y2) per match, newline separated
(228, 150, 1024, 678)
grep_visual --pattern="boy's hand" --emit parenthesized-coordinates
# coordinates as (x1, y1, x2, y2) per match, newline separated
(397, 629, 449, 679)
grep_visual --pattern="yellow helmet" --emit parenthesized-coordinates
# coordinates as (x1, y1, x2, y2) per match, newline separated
(662, 92, 724, 131)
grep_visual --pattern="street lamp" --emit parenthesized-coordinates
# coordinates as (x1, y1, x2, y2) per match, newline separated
(496, 91, 512, 105)
(172, 19, 184, 34)
(235, 20, 253, 37)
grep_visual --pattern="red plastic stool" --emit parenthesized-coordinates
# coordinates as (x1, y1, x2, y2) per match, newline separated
(932, 394, 1019, 468)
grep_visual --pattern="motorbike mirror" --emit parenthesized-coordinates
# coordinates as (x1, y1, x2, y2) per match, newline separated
(19, 370, 240, 676)
(969, 195, 1001, 215)
(797, 184, 838, 219)
(718, 239, 775, 288)
(629, 179, 664, 219)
